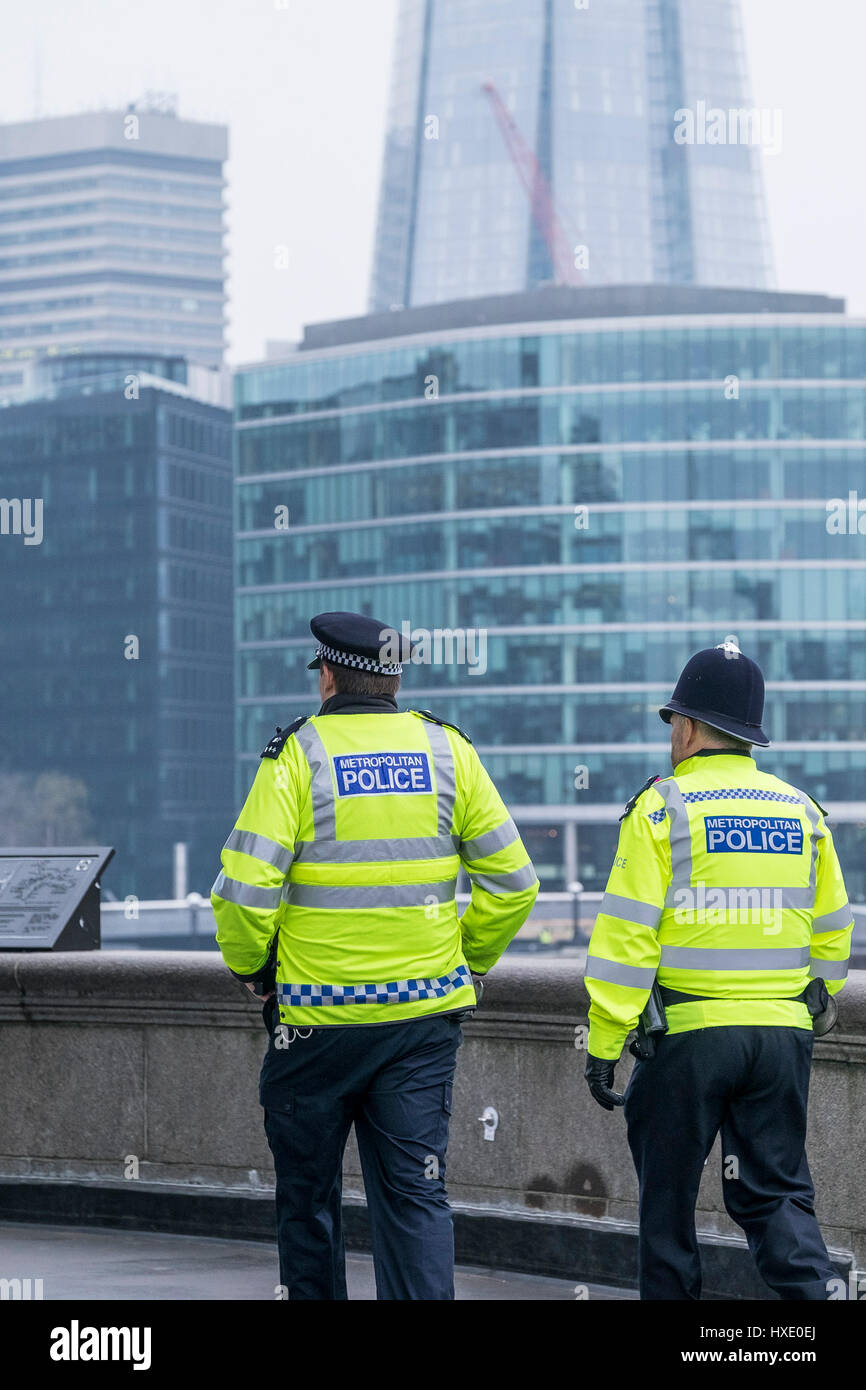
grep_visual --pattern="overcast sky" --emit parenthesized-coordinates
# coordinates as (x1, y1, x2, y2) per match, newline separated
(1, 0, 864, 364)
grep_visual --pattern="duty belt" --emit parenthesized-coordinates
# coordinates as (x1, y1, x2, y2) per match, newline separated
(658, 984, 811, 1008)
(657, 979, 836, 1035)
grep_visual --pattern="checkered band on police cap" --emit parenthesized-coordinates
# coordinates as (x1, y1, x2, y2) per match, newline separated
(314, 642, 403, 675)
(308, 612, 411, 674)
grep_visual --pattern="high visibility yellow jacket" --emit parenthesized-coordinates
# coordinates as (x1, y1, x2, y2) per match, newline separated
(212, 705, 539, 1027)
(585, 752, 853, 1059)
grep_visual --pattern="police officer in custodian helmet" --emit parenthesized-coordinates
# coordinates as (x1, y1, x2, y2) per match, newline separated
(583, 643, 852, 1300)
(212, 612, 539, 1300)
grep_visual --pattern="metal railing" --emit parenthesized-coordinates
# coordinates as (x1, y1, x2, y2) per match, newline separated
(100, 891, 603, 949)
(100, 892, 866, 962)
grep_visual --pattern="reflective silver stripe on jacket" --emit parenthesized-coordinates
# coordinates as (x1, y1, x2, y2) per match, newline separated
(460, 817, 519, 862)
(789, 787, 824, 895)
(664, 885, 815, 912)
(293, 834, 459, 864)
(660, 945, 811, 971)
(585, 955, 657, 989)
(294, 720, 337, 841)
(422, 719, 457, 836)
(600, 892, 662, 929)
(811, 902, 853, 934)
(656, 778, 692, 889)
(809, 957, 849, 980)
(224, 828, 292, 875)
(282, 880, 457, 910)
(468, 863, 538, 895)
(211, 871, 282, 911)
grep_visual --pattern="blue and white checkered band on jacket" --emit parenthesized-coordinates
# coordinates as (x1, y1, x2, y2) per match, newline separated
(276, 965, 471, 1007)
(316, 642, 402, 675)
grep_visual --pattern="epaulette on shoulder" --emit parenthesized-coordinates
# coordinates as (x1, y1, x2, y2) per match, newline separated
(806, 792, 829, 819)
(620, 773, 661, 821)
(411, 709, 473, 744)
(260, 715, 308, 759)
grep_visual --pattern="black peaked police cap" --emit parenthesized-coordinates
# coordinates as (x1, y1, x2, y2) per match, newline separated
(307, 611, 414, 675)
(659, 642, 770, 747)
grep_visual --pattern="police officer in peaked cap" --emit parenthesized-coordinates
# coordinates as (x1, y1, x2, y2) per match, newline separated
(212, 611, 538, 1300)
(583, 642, 853, 1300)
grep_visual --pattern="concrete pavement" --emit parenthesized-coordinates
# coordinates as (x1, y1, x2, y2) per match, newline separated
(0, 1222, 637, 1301)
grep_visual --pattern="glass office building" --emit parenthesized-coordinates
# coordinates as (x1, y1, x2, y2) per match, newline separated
(370, 0, 773, 310)
(0, 353, 234, 900)
(235, 285, 866, 899)
(0, 106, 227, 399)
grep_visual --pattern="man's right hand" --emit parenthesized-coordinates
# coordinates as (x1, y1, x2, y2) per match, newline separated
(584, 1053, 625, 1111)
(245, 982, 275, 1001)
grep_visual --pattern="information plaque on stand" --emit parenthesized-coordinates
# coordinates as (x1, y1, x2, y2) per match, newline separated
(0, 847, 115, 951)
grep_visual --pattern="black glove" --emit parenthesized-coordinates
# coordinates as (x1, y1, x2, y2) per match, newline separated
(584, 1053, 625, 1111)
(803, 977, 839, 1036)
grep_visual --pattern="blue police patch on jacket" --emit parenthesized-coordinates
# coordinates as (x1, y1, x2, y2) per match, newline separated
(705, 816, 804, 854)
(333, 752, 433, 797)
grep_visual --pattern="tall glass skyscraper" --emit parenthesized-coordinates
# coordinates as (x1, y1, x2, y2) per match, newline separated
(235, 286, 866, 902)
(370, 0, 774, 310)
(0, 353, 234, 900)
(0, 104, 227, 400)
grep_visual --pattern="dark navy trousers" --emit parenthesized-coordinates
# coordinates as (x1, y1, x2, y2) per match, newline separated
(624, 1026, 838, 1301)
(259, 1009, 463, 1300)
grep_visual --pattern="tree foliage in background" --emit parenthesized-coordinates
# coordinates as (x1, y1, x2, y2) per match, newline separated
(0, 772, 93, 845)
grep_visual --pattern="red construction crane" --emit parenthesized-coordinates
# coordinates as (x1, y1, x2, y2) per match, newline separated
(481, 80, 583, 288)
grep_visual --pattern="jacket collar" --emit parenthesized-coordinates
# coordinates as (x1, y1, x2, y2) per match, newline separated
(673, 750, 756, 777)
(317, 692, 399, 716)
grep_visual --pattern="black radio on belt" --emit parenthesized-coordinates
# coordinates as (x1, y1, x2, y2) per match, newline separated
(248, 937, 279, 998)
(629, 980, 668, 1060)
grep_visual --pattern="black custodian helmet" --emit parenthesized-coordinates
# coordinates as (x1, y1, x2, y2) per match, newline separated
(659, 642, 770, 747)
